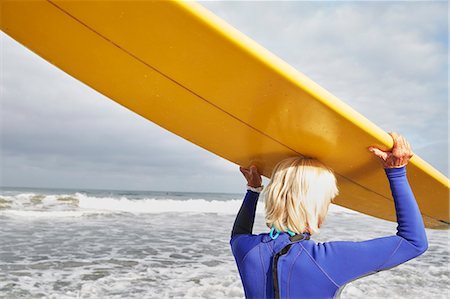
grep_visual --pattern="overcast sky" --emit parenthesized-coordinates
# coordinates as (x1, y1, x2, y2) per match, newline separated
(1, 1, 448, 193)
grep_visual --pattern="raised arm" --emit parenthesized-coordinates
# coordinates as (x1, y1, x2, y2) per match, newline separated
(230, 165, 263, 238)
(231, 190, 260, 238)
(319, 133, 428, 287)
(369, 132, 427, 250)
(385, 166, 428, 250)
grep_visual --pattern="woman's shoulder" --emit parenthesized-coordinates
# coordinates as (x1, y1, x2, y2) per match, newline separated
(229, 233, 268, 261)
(230, 232, 268, 245)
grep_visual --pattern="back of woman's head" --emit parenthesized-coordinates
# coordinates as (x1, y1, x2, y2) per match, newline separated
(262, 156, 339, 236)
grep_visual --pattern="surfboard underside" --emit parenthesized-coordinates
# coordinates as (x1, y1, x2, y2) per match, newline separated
(1, 0, 448, 228)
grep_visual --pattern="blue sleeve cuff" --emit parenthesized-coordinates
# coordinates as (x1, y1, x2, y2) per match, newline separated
(247, 189, 261, 196)
(385, 165, 407, 178)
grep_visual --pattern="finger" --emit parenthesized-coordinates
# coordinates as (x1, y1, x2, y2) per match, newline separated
(402, 137, 412, 155)
(250, 165, 258, 174)
(392, 136, 405, 155)
(398, 136, 408, 149)
(402, 137, 412, 156)
(396, 136, 412, 157)
(406, 140, 413, 156)
(369, 147, 389, 161)
(405, 139, 412, 151)
(388, 132, 400, 149)
(389, 132, 399, 140)
(239, 166, 250, 176)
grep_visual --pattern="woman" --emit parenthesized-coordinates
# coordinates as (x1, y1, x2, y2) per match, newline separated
(230, 132, 428, 299)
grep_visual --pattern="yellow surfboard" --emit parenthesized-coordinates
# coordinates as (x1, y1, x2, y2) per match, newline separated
(1, 0, 448, 229)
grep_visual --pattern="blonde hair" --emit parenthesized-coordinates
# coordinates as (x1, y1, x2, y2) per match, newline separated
(262, 156, 339, 236)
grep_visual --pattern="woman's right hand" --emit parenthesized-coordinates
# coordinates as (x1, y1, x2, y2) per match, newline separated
(369, 132, 414, 168)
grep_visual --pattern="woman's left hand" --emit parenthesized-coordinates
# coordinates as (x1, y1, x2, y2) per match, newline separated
(239, 165, 262, 188)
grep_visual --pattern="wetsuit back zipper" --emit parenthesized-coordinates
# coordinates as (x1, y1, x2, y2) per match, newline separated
(273, 244, 293, 299)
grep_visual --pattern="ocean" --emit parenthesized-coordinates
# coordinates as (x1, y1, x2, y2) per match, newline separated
(0, 187, 448, 298)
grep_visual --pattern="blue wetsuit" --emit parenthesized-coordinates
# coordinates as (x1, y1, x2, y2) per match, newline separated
(230, 166, 428, 299)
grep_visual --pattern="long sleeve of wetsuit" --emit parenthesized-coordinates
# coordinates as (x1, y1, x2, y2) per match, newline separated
(231, 190, 260, 238)
(319, 166, 429, 287)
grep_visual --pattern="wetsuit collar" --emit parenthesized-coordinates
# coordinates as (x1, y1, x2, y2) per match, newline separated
(262, 231, 311, 243)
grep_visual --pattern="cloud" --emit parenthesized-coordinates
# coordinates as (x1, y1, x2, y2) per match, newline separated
(1, 1, 448, 192)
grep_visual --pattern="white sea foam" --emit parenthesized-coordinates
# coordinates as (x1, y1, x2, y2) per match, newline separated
(0, 192, 268, 217)
(76, 193, 250, 215)
(0, 192, 362, 219)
